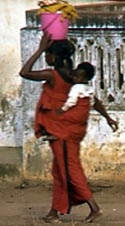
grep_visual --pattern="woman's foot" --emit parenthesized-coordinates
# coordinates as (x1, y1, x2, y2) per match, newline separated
(42, 208, 61, 223)
(85, 197, 103, 223)
(42, 135, 58, 141)
(42, 215, 61, 223)
(84, 209, 103, 223)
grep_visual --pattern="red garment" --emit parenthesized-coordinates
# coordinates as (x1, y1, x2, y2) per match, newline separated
(34, 70, 71, 138)
(49, 139, 93, 214)
(34, 70, 90, 142)
(34, 70, 93, 214)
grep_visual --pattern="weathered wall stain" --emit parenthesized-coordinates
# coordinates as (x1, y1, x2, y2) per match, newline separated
(0, 164, 21, 182)
(20, 111, 125, 181)
(80, 141, 125, 180)
(20, 134, 125, 181)
(23, 137, 52, 180)
(0, 92, 23, 146)
(0, 0, 38, 147)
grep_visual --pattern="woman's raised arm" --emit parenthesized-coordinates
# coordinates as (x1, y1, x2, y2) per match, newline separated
(19, 33, 54, 82)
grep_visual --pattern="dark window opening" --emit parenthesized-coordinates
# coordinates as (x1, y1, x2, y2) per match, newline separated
(98, 47, 104, 89)
(116, 48, 124, 89)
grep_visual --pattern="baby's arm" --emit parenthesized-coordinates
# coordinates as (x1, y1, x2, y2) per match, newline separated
(57, 86, 78, 114)
(61, 86, 78, 111)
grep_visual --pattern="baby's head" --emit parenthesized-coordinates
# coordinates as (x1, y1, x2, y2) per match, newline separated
(74, 62, 95, 84)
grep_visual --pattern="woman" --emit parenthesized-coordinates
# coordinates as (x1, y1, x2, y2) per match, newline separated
(20, 33, 118, 223)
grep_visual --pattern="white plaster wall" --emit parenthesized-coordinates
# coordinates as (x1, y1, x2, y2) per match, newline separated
(0, 0, 38, 94)
(0, 0, 38, 146)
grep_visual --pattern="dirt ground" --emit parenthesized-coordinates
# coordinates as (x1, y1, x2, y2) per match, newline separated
(0, 179, 125, 226)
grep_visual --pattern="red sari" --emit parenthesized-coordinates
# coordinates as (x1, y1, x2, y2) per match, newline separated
(34, 70, 93, 214)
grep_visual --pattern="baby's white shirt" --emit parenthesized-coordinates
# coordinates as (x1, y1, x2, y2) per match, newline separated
(62, 84, 94, 111)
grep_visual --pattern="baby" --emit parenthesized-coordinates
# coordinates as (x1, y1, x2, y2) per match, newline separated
(58, 61, 95, 113)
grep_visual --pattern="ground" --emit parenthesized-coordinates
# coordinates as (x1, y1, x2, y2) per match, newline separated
(0, 179, 125, 226)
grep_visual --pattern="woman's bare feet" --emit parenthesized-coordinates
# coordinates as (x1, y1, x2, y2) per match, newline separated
(42, 208, 61, 223)
(42, 135, 58, 141)
(84, 197, 103, 222)
(84, 209, 103, 223)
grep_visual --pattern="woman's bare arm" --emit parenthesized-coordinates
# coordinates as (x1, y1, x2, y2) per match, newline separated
(19, 33, 54, 83)
(93, 96, 118, 132)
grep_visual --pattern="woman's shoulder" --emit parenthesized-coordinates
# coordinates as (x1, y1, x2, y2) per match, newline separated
(43, 68, 58, 76)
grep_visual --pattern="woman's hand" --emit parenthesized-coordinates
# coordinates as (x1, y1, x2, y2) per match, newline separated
(106, 117, 118, 132)
(93, 96, 118, 132)
(39, 32, 53, 52)
(56, 108, 64, 114)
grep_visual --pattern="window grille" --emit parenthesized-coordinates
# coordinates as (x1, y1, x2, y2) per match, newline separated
(68, 29, 125, 110)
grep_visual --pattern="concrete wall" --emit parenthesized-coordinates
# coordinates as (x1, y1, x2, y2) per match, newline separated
(0, 0, 39, 182)
(0, 0, 38, 146)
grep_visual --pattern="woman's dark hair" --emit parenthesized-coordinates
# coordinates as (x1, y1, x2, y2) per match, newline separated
(77, 62, 95, 81)
(47, 39, 75, 59)
(47, 39, 75, 70)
